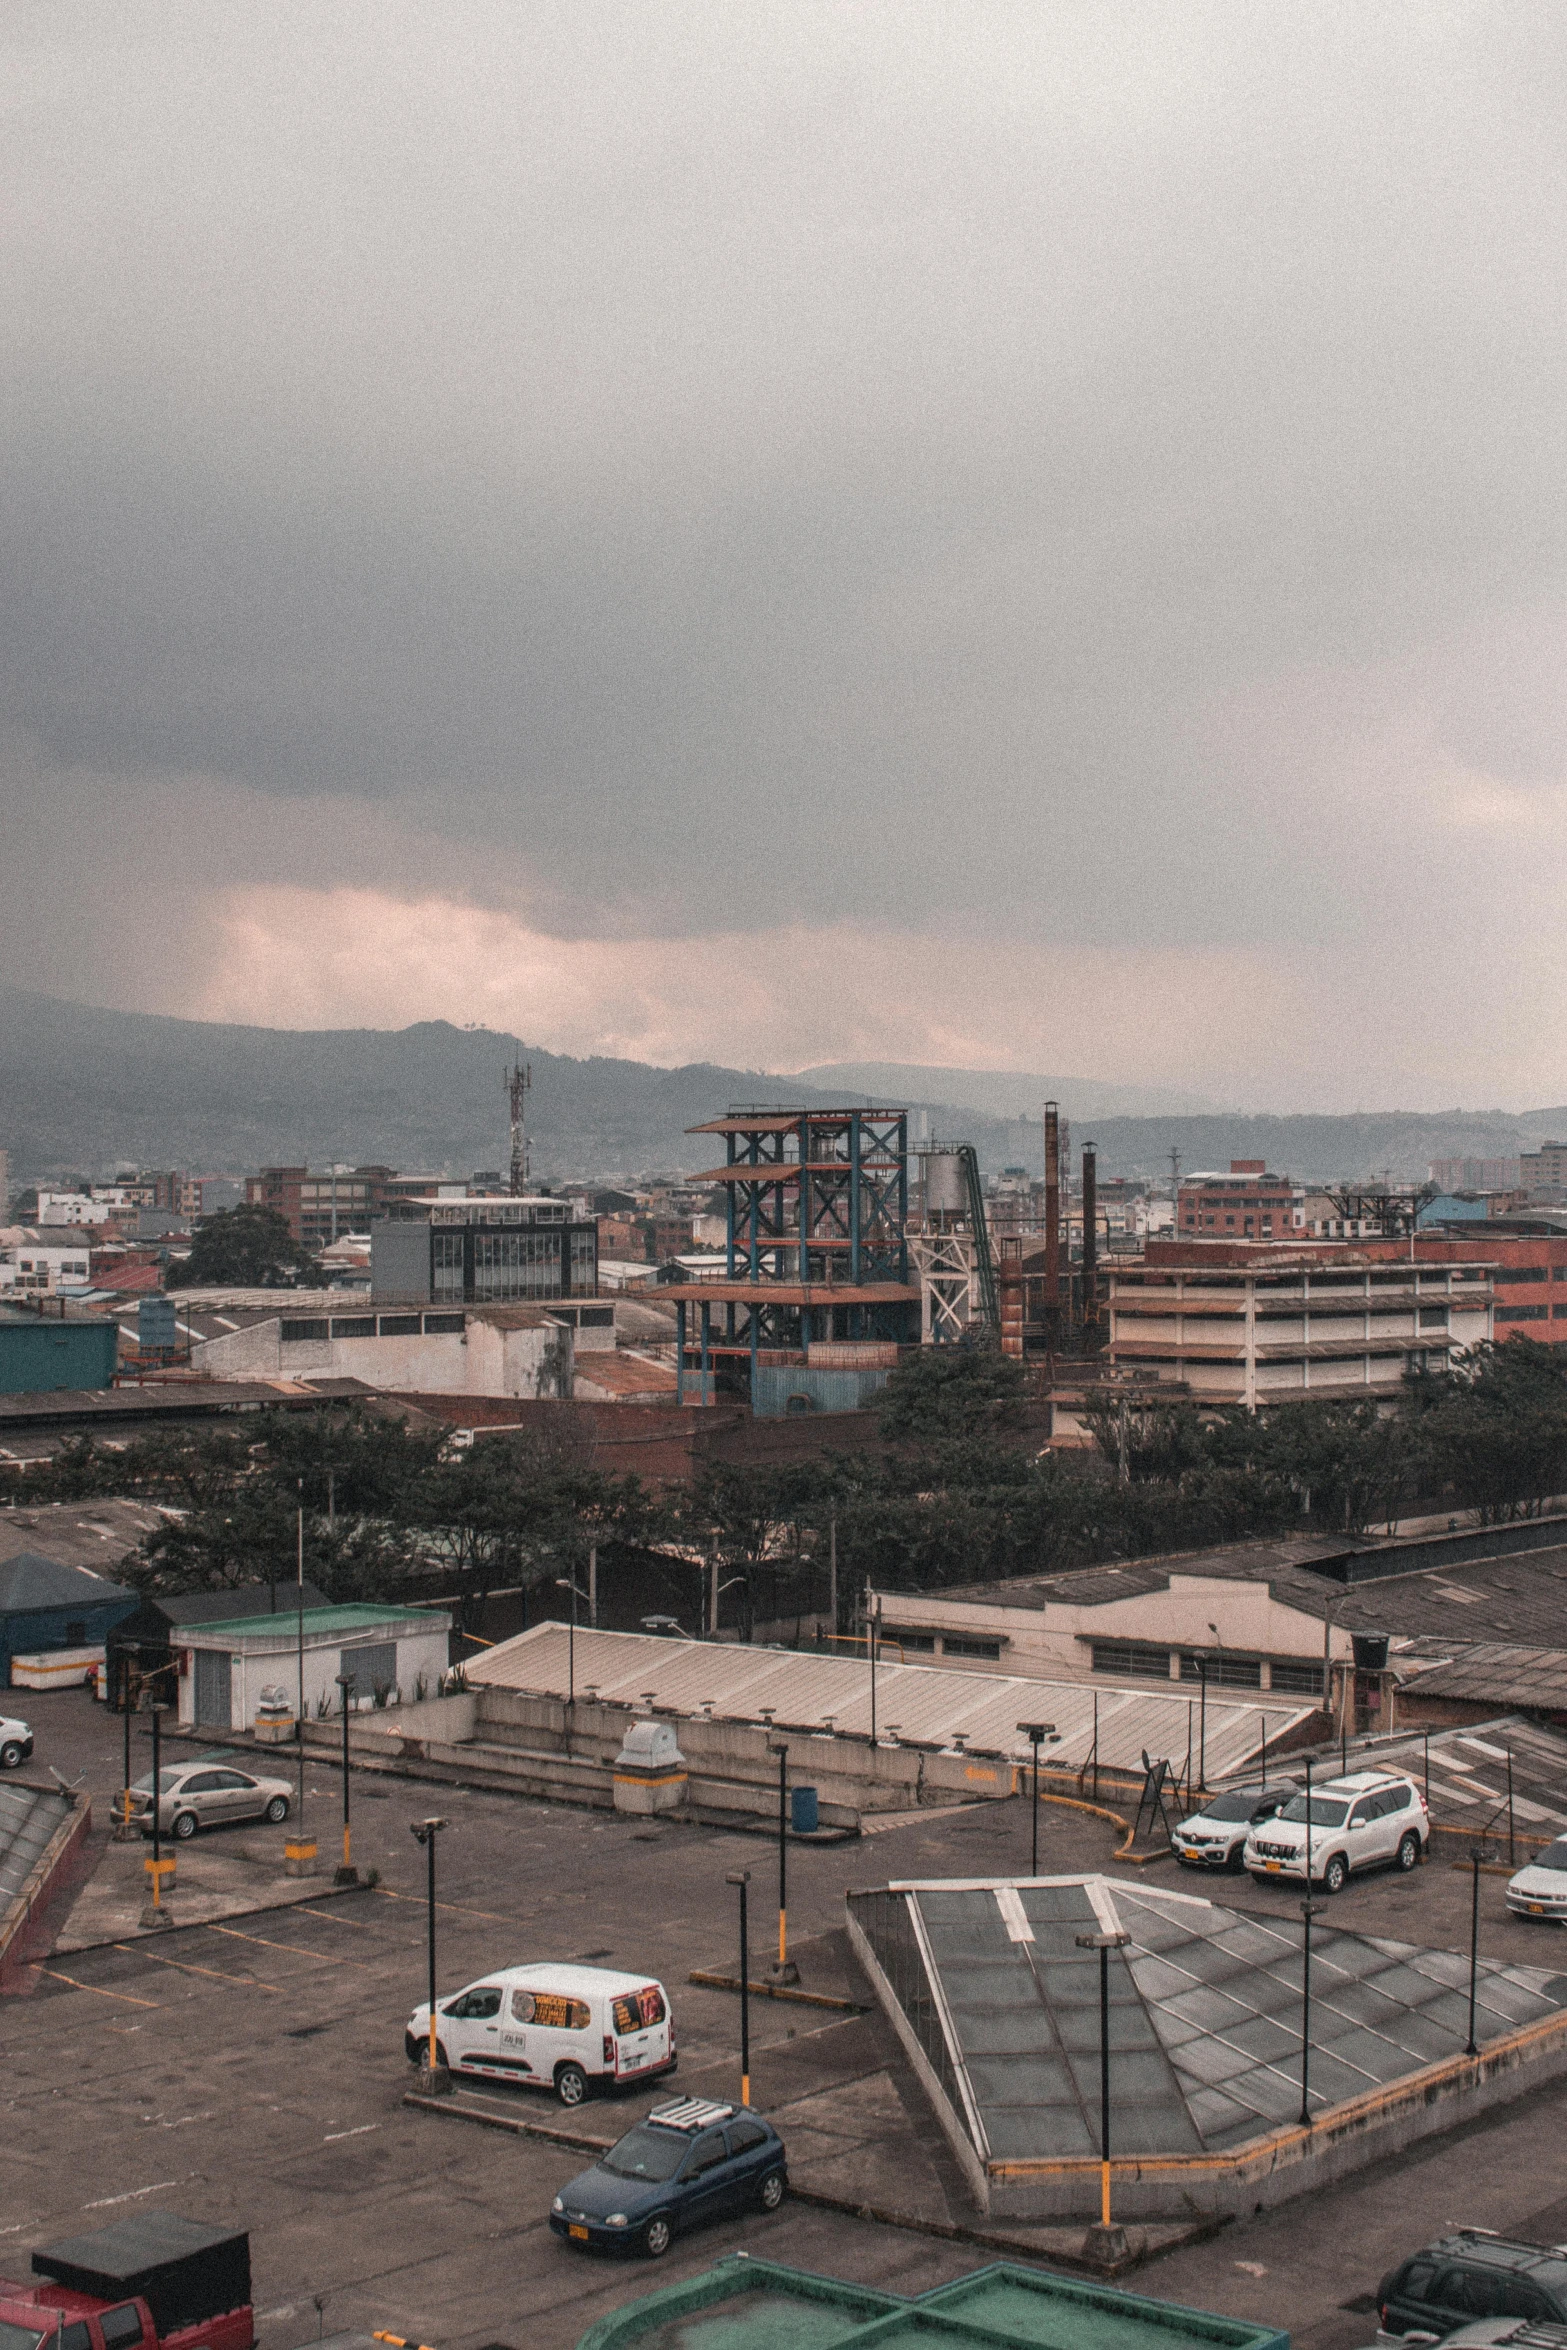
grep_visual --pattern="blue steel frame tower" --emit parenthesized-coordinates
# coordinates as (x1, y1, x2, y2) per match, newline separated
(663, 1105, 920, 1405)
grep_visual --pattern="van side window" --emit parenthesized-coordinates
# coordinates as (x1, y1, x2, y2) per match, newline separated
(510, 1990, 535, 2023)
(530, 1992, 592, 2030)
(101, 2309, 146, 2350)
(458, 1987, 502, 2019)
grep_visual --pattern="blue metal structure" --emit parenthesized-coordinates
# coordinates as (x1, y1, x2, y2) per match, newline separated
(663, 1106, 919, 1405)
(0, 1552, 136, 1685)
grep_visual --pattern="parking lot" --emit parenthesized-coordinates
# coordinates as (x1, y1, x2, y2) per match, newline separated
(8, 1687, 1567, 2350)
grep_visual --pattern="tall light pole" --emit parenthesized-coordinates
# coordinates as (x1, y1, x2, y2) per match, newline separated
(554, 1576, 589, 1709)
(334, 1673, 358, 1886)
(867, 1588, 881, 1744)
(726, 1869, 751, 2106)
(1076, 1927, 1132, 2240)
(769, 1740, 796, 1984)
(288, 1481, 316, 1879)
(1299, 1896, 1321, 2127)
(1467, 1843, 1494, 2056)
(410, 1818, 450, 2096)
(1018, 1723, 1054, 1877)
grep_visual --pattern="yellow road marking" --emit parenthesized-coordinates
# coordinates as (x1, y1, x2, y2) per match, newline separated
(113, 1943, 280, 1992)
(41, 1968, 161, 2008)
(375, 1887, 517, 1924)
(298, 1904, 374, 1928)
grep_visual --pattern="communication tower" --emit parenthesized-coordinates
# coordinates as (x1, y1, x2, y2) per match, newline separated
(508, 1060, 532, 1196)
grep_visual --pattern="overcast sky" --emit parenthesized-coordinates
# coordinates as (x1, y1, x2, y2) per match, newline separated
(3, 3, 1566, 1109)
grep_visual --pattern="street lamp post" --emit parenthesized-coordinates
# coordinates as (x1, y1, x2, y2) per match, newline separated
(1299, 1897, 1323, 2128)
(1196, 1655, 1209, 1792)
(138, 1666, 178, 1929)
(1075, 1927, 1132, 2251)
(867, 1588, 880, 1744)
(769, 1740, 797, 1984)
(286, 1484, 316, 1879)
(1018, 1723, 1053, 1877)
(1467, 1844, 1493, 2056)
(333, 1673, 358, 1886)
(726, 1869, 751, 2106)
(410, 1818, 450, 2096)
(554, 1576, 589, 1709)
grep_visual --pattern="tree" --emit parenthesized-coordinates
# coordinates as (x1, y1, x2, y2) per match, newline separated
(168, 1204, 318, 1288)
(876, 1344, 1028, 1446)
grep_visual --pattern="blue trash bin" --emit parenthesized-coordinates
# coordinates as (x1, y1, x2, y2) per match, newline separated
(791, 1785, 819, 1835)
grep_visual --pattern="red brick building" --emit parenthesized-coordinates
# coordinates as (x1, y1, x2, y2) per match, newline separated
(1177, 1160, 1305, 1241)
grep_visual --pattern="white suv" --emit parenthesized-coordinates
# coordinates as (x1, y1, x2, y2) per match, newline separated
(1244, 1768, 1428, 1894)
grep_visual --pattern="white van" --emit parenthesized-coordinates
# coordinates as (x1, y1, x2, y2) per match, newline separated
(405, 1962, 676, 2106)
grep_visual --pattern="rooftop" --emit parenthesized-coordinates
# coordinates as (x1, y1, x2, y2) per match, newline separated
(466, 1624, 1311, 1777)
(180, 1600, 448, 1644)
(850, 1871, 1567, 2166)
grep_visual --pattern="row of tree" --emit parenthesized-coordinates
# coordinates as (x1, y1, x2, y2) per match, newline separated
(9, 1339, 1567, 1636)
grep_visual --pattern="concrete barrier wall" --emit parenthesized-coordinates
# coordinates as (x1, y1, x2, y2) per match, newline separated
(306, 1683, 1012, 1825)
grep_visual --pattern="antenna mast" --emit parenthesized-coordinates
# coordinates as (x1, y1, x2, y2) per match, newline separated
(508, 1059, 532, 1195)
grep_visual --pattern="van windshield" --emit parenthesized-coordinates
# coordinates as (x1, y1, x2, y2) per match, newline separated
(600, 2126, 687, 2182)
(1280, 1796, 1348, 1828)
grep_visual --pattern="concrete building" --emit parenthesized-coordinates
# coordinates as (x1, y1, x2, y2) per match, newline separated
(0, 1235, 95, 1294)
(246, 1165, 398, 1249)
(372, 1192, 598, 1305)
(184, 1299, 577, 1398)
(171, 1599, 451, 1731)
(1521, 1141, 1567, 1203)
(1431, 1155, 1522, 1193)
(33, 1193, 113, 1226)
(1177, 1161, 1304, 1241)
(1108, 1239, 1493, 1402)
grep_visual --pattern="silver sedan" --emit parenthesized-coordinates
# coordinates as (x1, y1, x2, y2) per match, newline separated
(131, 1761, 293, 1839)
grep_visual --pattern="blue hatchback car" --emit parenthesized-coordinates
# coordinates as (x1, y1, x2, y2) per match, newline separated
(550, 2096, 788, 2259)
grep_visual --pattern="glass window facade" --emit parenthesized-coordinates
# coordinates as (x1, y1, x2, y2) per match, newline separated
(432, 1231, 465, 1301)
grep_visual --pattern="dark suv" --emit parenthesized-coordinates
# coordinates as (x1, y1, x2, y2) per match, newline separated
(1379, 2233, 1567, 2337)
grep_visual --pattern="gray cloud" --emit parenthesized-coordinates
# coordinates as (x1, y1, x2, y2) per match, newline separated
(3, 2, 1567, 1090)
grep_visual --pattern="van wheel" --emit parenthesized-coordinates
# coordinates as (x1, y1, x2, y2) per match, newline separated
(172, 1810, 198, 1841)
(758, 2171, 785, 2212)
(1322, 1854, 1347, 1895)
(1397, 1831, 1420, 1871)
(642, 2215, 672, 2258)
(265, 1795, 289, 1824)
(556, 2063, 588, 2108)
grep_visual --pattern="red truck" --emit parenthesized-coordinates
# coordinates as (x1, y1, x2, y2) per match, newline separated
(0, 2214, 253, 2350)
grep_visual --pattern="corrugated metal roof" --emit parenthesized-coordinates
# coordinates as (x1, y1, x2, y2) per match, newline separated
(466, 1624, 1311, 1776)
(1400, 1648, 1567, 1706)
(0, 1778, 73, 1907)
(1286, 1716, 1567, 1840)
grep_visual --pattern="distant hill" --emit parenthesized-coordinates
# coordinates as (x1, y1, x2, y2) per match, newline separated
(790, 1060, 1223, 1121)
(0, 985, 1563, 1187)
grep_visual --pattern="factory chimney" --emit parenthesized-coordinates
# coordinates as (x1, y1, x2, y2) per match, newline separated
(1043, 1100, 1061, 1348)
(1081, 1142, 1099, 1337)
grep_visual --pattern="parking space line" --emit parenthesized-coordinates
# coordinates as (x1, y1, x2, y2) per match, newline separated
(207, 1923, 376, 1970)
(39, 1968, 160, 2009)
(297, 1905, 378, 1929)
(375, 1887, 519, 1925)
(114, 1943, 280, 1991)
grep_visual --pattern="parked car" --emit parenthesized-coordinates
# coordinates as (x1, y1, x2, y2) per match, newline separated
(130, 1761, 292, 1839)
(1245, 1769, 1428, 1893)
(1377, 2232, 1567, 2337)
(1174, 1782, 1299, 1871)
(0, 1715, 33, 1770)
(550, 2096, 787, 2257)
(1506, 1837, 1567, 1924)
(406, 1962, 675, 2105)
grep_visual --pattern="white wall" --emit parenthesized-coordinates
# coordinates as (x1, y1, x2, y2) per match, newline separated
(178, 1623, 451, 1730)
(191, 1316, 573, 1397)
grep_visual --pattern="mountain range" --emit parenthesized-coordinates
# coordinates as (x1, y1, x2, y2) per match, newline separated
(1, 985, 1564, 1189)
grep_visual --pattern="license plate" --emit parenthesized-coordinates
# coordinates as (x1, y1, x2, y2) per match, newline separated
(1178, 1847, 1197, 1859)
(569, 2224, 589, 2241)
(1530, 1904, 1544, 1915)
(1265, 1862, 1281, 1873)
(623, 2054, 642, 2068)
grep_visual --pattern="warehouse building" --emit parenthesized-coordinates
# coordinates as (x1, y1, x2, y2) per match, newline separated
(169, 1599, 451, 1731)
(372, 1192, 598, 1305)
(0, 1304, 118, 1395)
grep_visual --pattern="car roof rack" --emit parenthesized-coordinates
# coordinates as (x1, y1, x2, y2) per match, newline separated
(647, 2097, 736, 2131)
